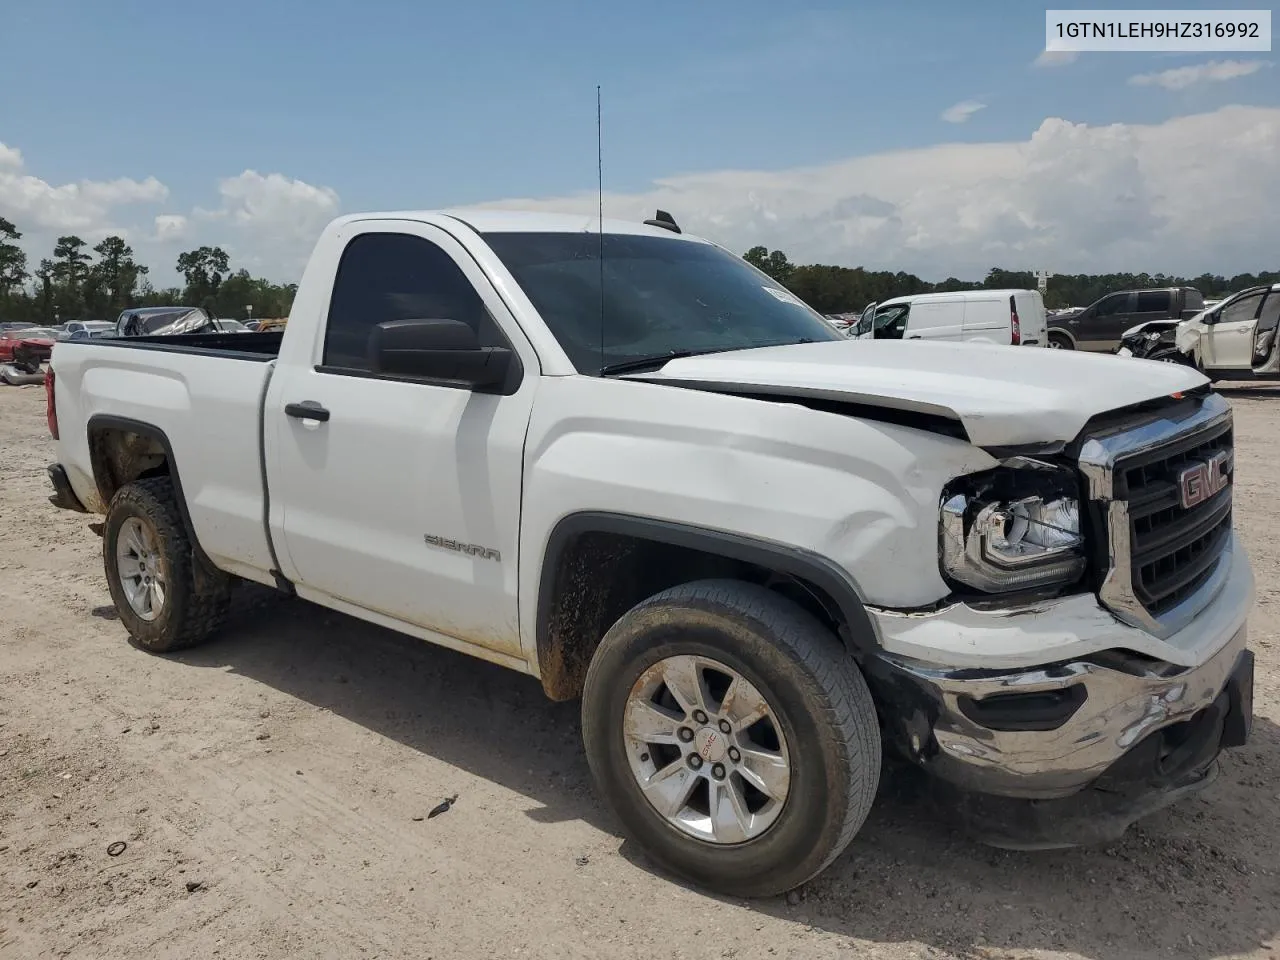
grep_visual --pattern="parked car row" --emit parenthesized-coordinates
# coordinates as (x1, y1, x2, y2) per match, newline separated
(0, 309, 266, 384)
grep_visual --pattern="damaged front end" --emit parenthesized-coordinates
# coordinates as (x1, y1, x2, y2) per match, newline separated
(1117, 322, 1193, 364)
(863, 390, 1255, 849)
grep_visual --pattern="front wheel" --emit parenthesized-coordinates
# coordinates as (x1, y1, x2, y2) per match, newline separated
(581, 580, 881, 897)
(1047, 333, 1073, 350)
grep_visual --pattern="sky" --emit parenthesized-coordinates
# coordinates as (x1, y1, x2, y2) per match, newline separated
(1, 0, 1277, 287)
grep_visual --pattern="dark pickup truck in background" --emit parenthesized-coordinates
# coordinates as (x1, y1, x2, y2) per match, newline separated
(1047, 286, 1205, 352)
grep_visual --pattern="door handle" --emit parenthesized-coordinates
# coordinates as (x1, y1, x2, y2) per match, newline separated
(285, 401, 330, 422)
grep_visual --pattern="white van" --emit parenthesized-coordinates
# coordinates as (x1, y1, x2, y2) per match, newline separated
(851, 289, 1048, 347)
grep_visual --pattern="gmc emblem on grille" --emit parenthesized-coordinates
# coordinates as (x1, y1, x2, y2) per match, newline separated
(1177, 451, 1231, 509)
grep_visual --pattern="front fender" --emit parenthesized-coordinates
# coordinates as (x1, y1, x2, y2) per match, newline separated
(518, 376, 996, 657)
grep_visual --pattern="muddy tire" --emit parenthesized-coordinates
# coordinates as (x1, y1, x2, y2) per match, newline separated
(581, 579, 881, 898)
(103, 477, 231, 653)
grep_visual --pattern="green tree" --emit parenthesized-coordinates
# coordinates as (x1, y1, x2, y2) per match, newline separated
(743, 246, 795, 283)
(51, 235, 92, 318)
(34, 259, 55, 324)
(176, 246, 231, 311)
(0, 216, 28, 295)
(89, 236, 149, 316)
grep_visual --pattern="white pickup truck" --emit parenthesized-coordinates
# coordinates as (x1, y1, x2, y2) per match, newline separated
(45, 210, 1255, 897)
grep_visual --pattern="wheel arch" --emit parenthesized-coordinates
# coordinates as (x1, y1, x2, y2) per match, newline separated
(86, 414, 212, 568)
(534, 511, 880, 701)
(1047, 326, 1077, 347)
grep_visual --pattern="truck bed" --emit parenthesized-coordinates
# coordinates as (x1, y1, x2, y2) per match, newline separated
(85, 330, 284, 359)
(51, 334, 280, 586)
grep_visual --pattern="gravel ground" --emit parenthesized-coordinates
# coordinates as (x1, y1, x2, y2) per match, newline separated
(2, 381, 1278, 960)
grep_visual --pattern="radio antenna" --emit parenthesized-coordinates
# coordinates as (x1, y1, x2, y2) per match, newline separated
(597, 84, 605, 373)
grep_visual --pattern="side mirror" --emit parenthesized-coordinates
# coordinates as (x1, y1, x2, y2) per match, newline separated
(369, 318, 514, 391)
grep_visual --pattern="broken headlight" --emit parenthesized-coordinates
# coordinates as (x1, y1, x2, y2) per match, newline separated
(940, 464, 1086, 594)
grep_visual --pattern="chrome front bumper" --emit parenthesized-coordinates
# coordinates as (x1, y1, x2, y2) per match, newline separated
(867, 536, 1255, 801)
(875, 622, 1249, 799)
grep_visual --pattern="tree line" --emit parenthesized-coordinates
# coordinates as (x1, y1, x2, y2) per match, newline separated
(0, 216, 297, 325)
(5, 213, 1276, 326)
(743, 247, 1280, 314)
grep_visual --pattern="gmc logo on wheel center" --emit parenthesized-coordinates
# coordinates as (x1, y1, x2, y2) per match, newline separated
(1177, 451, 1231, 510)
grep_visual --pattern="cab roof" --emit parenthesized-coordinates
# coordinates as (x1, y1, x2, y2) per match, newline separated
(330, 209, 708, 241)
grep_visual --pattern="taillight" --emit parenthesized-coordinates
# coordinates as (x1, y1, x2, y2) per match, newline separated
(1009, 296, 1021, 346)
(45, 368, 58, 439)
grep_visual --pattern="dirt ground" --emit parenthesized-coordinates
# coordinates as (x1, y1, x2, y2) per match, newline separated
(2, 383, 1279, 960)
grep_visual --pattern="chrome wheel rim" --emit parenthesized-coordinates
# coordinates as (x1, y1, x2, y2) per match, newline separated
(115, 517, 167, 622)
(1047, 339, 1063, 348)
(623, 655, 791, 844)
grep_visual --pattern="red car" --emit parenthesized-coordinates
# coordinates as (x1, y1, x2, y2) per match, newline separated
(0, 326, 57, 375)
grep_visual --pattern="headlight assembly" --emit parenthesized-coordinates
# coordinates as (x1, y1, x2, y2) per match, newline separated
(940, 464, 1086, 594)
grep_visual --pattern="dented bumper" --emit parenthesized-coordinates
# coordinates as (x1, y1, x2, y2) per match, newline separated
(864, 538, 1254, 844)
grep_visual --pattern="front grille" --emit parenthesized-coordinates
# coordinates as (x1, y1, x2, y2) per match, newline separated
(1078, 394, 1235, 636)
(1118, 423, 1233, 615)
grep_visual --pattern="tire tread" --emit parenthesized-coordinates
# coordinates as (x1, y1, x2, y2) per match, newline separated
(105, 476, 231, 652)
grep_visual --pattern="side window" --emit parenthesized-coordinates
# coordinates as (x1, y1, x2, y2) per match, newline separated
(323, 232, 501, 372)
(873, 305, 908, 339)
(1136, 291, 1171, 313)
(1094, 293, 1132, 318)
(1184, 289, 1205, 312)
(1219, 292, 1265, 326)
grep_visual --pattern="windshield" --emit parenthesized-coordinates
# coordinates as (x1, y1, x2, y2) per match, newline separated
(482, 232, 841, 373)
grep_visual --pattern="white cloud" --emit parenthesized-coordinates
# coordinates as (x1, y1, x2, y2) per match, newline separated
(0, 142, 23, 171)
(0, 143, 339, 283)
(941, 100, 986, 124)
(5, 103, 1278, 291)
(1129, 59, 1267, 90)
(153, 214, 188, 241)
(191, 170, 340, 278)
(458, 105, 1280, 279)
(0, 140, 167, 238)
(1034, 50, 1079, 68)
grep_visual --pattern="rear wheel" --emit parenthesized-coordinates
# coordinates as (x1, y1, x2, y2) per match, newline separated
(581, 580, 881, 897)
(1047, 333, 1073, 350)
(103, 477, 231, 652)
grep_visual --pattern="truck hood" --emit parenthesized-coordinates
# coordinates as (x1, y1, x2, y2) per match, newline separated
(636, 339, 1208, 447)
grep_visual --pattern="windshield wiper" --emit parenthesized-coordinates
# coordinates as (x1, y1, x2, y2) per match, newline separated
(599, 348, 727, 376)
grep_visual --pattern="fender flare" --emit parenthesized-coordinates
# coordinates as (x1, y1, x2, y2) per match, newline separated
(536, 511, 881, 660)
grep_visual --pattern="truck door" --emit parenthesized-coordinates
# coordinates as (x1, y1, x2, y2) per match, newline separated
(1204, 289, 1266, 369)
(1073, 292, 1133, 351)
(264, 223, 538, 660)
